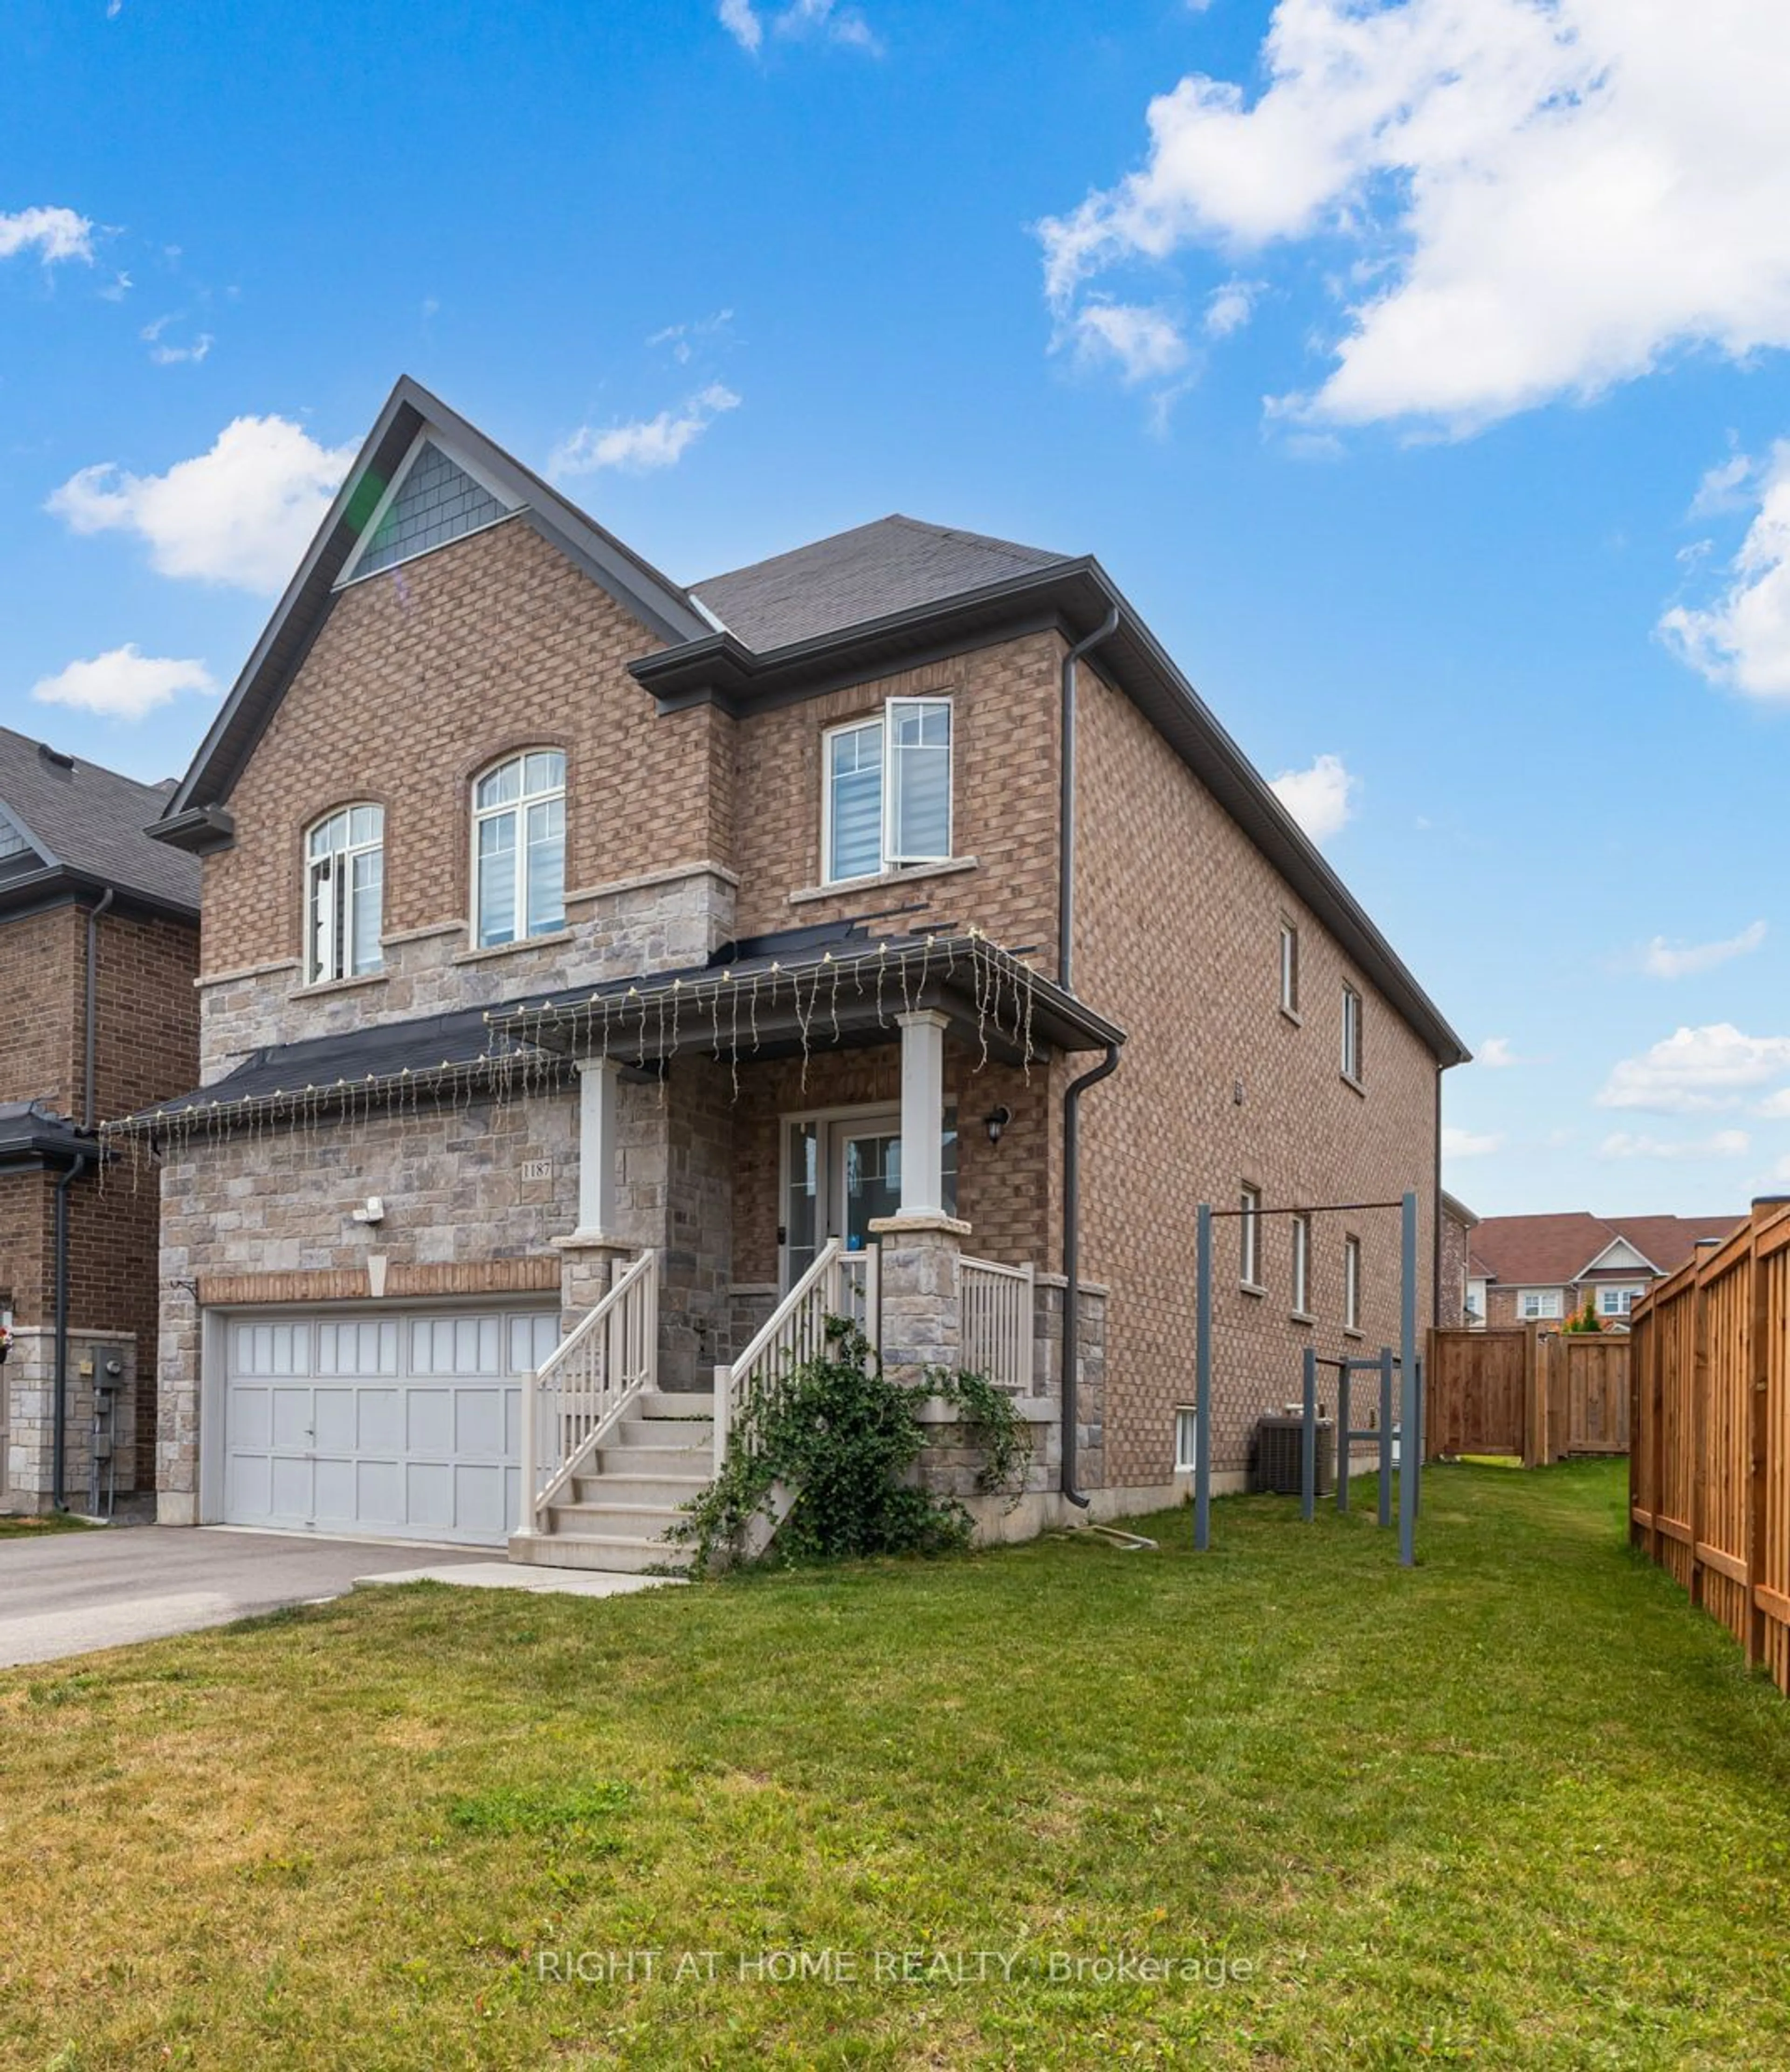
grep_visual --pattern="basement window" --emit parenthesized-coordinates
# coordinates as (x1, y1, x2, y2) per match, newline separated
(1174, 1406, 1199, 1474)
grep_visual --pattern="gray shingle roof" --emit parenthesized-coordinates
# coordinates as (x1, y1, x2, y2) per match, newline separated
(690, 515, 1071, 650)
(0, 727, 200, 914)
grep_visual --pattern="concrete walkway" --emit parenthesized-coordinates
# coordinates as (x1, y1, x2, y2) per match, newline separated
(0, 1525, 490, 1668)
(356, 1561, 680, 1598)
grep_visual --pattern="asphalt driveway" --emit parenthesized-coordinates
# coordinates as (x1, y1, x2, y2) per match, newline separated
(0, 1526, 489, 1668)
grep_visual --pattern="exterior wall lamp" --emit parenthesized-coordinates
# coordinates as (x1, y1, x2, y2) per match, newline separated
(984, 1105, 1012, 1147)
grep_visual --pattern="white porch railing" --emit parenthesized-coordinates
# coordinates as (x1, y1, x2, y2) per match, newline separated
(713, 1238, 880, 1472)
(961, 1255, 1035, 1395)
(519, 1249, 658, 1535)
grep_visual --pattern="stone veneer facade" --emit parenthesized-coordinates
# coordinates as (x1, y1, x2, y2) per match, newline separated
(152, 488, 1450, 1533)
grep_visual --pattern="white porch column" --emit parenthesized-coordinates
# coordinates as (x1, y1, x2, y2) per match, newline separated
(573, 1056, 622, 1240)
(897, 1009, 949, 1219)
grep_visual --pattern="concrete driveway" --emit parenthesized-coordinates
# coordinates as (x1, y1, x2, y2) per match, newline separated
(0, 1526, 490, 1668)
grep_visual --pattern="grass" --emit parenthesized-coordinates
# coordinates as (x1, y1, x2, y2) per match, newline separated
(3, 1461, 1789, 2069)
(0, 1510, 95, 1540)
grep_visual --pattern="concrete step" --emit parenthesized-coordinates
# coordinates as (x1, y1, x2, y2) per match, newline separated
(571, 1470, 709, 1508)
(597, 1435, 712, 1469)
(611, 1418, 713, 1450)
(509, 1530, 691, 1575)
(547, 1498, 689, 1540)
(633, 1389, 714, 1422)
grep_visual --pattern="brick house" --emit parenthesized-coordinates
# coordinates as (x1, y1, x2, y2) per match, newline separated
(125, 377, 1464, 1564)
(0, 728, 200, 1513)
(1439, 1191, 1479, 1328)
(1467, 1210, 1740, 1330)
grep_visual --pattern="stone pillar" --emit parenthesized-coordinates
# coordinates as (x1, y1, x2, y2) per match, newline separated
(870, 1211, 970, 1387)
(156, 1277, 201, 1525)
(554, 1236, 635, 1323)
(896, 1010, 948, 1219)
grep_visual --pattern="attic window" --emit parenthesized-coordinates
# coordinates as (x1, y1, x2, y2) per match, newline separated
(344, 439, 509, 582)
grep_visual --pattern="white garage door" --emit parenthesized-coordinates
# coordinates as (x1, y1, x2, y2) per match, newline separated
(221, 1305, 560, 1545)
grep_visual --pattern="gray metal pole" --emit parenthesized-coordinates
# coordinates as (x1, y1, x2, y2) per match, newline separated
(1399, 1187, 1418, 1567)
(1336, 1360, 1351, 1514)
(1413, 1355, 1425, 1520)
(1195, 1202, 1213, 1551)
(1378, 1346, 1394, 1529)
(1301, 1344, 1317, 1523)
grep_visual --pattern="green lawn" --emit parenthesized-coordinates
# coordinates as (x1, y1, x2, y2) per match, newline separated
(0, 1510, 94, 1540)
(4, 1461, 1789, 2069)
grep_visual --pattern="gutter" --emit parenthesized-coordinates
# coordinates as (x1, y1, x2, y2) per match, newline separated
(1058, 609, 1122, 1509)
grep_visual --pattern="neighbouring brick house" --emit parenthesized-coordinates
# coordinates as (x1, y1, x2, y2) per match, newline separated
(1468, 1210, 1740, 1330)
(123, 377, 1463, 1564)
(1438, 1192, 1479, 1329)
(0, 728, 200, 1512)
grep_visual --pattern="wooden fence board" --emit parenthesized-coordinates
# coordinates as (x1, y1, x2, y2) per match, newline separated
(1629, 1201, 1790, 1699)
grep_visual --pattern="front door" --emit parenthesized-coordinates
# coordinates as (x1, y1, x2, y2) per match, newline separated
(780, 1107, 957, 1290)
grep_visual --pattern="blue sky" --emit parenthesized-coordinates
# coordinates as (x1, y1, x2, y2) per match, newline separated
(4, 0, 1789, 1220)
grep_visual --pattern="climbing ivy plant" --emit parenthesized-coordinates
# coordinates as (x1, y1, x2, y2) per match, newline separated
(675, 1318, 1032, 1573)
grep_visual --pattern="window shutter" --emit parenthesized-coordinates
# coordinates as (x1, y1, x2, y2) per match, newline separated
(884, 698, 953, 866)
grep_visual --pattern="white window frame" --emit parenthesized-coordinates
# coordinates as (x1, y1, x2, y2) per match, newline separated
(304, 804, 385, 986)
(1597, 1284, 1645, 1318)
(1174, 1406, 1199, 1474)
(1519, 1288, 1563, 1322)
(821, 697, 954, 885)
(1279, 920, 1300, 1016)
(1343, 1234, 1362, 1332)
(1292, 1213, 1312, 1317)
(471, 750, 567, 950)
(1239, 1183, 1262, 1288)
(1341, 982, 1364, 1084)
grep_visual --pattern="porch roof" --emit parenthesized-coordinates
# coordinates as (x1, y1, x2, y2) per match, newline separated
(484, 925, 1125, 1066)
(103, 924, 1122, 1141)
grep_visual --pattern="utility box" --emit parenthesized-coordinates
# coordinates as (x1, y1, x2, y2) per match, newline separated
(1252, 1413, 1335, 1496)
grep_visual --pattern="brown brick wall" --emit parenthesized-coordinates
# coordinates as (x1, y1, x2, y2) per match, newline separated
(0, 1170, 53, 1326)
(0, 906, 84, 1115)
(199, 518, 728, 976)
(1439, 1208, 1472, 1329)
(730, 636, 1063, 954)
(1065, 651, 1440, 1484)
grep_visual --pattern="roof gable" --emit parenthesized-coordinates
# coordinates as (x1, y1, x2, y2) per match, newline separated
(1473, 1210, 1745, 1286)
(157, 377, 710, 835)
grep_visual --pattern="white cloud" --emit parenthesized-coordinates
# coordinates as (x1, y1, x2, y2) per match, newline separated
(550, 383, 741, 478)
(1660, 441, 1790, 699)
(98, 270, 132, 302)
(1268, 751, 1356, 843)
(719, 0, 763, 52)
(1203, 277, 1262, 339)
(647, 309, 735, 365)
(1068, 301, 1190, 384)
(720, 0, 880, 55)
(1639, 919, 1767, 978)
(140, 316, 213, 366)
(1477, 1036, 1524, 1069)
(1597, 1023, 1790, 1114)
(1756, 1088, 1790, 1119)
(1599, 1129, 1751, 1161)
(1038, 0, 1790, 434)
(48, 414, 356, 594)
(32, 644, 215, 721)
(0, 206, 94, 266)
(1443, 1125, 1503, 1158)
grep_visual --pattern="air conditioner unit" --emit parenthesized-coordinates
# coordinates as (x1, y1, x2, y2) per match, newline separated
(1251, 1413, 1335, 1496)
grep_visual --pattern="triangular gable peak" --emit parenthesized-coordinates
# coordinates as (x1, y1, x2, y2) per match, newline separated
(336, 432, 517, 586)
(1577, 1235, 1658, 1279)
(153, 376, 710, 851)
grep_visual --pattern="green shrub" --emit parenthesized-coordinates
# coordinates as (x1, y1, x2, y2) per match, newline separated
(676, 1317, 1031, 1572)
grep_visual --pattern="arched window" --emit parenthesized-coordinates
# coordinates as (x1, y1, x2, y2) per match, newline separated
(305, 805, 384, 984)
(473, 751, 565, 948)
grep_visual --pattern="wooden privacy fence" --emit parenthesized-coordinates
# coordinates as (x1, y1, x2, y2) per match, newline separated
(1630, 1200, 1790, 1696)
(1426, 1326, 1630, 1466)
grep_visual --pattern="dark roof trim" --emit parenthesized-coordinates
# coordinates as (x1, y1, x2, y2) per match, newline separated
(0, 1107, 90, 1170)
(0, 863, 199, 927)
(156, 377, 712, 829)
(636, 558, 1468, 1068)
(150, 804, 237, 859)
